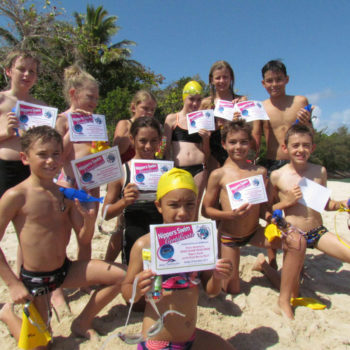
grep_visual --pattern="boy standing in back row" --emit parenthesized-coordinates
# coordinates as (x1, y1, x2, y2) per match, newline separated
(260, 60, 313, 268)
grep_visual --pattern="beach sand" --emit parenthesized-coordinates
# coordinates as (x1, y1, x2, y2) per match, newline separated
(1, 180, 349, 350)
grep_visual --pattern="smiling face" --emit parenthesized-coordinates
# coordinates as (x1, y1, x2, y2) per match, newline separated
(70, 81, 99, 112)
(131, 126, 160, 159)
(6, 56, 38, 91)
(222, 130, 251, 161)
(283, 132, 315, 164)
(262, 70, 289, 98)
(211, 67, 232, 94)
(155, 188, 197, 224)
(21, 138, 63, 180)
(131, 99, 157, 118)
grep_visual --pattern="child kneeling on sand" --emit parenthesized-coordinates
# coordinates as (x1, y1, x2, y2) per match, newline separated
(121, 168, 235, 349)
(0, 126, 125, 347)
(201, 120, 306, 319)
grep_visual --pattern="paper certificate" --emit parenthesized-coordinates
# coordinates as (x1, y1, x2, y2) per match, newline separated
(130, 159, 174, 192)
(15, 101, 58, 130)
(214, 99, 235, 121)
(68, 113, 108, 142)
(150, 220, 218, 275)
(298, 177, 331, 213)
(226, 174, 267, 210)
(234, 100, 270, 122)
(186, 110, 215, 134)
(71, 146, 123, 190)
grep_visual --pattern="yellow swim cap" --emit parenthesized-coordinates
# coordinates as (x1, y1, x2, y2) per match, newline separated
(182, 81, 203, 102)
(156, 168, 198, 200)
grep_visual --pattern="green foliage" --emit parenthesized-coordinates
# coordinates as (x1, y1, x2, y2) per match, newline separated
(310, 126, 350, 172)
(0, 0, 162, 131)
(96, 87, 133, 141)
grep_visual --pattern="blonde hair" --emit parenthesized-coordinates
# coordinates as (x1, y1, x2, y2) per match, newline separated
(130, 90, 157, 114)
(63, 65, 98, 104)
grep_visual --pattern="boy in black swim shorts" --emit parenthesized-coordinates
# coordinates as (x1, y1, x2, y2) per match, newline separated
(0, 126, 125, 345)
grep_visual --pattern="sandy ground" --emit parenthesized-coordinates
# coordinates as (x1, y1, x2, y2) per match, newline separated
(0, 180, 350, 350)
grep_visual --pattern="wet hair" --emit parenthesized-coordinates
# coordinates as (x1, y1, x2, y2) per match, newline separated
(130, 90, 157, 114)
(21, 126, 63, 153)
(284, 124, 314, 145)
(63, 64, 98, 104)
(208, 60, 241, 104)
(4, 49, 40, 73)
(130, 116, 162, 138)
(262, 60, 287, 79)
(220, 120, 253, 143)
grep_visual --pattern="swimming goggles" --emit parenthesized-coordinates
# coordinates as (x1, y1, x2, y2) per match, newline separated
(100, 276, 185, 349)
(98, 204, 120, 235)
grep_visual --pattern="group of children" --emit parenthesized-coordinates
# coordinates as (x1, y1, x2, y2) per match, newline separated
(0, 49, 348, 350)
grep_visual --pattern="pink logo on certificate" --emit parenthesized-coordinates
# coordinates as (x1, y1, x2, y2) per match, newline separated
(156, 224, 194, 246)
(19, 104, 42, 116)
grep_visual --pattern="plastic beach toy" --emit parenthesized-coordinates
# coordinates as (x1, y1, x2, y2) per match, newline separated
(59, 187, 104, 203)
(18, 302, 52, 349)
(90, 141, 110, 153)
(293, 104, 312, 125)
(264, 223, 282, 242)
(290, 297, 326, 310)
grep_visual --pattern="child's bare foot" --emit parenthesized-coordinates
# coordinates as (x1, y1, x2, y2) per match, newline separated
(0, 303, 13, 324)
(252, 253, 266, 272)
(276, 299, 294, 320)
(71, 317, 99, 341)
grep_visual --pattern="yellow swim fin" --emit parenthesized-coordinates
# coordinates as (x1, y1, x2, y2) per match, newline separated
(290, 297, 326, 310)
(18, 302, 52, 349)
(264, 224, 281, 242)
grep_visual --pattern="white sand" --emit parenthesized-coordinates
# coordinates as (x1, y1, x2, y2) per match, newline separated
(1, 180, 350, 349)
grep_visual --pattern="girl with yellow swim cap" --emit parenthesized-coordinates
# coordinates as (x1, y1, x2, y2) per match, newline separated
(163, 81, 210, 220)
(121, 168, 235, 350)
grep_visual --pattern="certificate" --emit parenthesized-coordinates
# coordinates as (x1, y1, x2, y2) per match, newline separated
(226, 174, 267, 210)
(68, 113, 108, 142)
(234, 100, 270, 122)
(298, 177, 331, 213)
(150, 220, 218, 275)
(15, 101, 58, 130)
(213, 99, 235, 121)
(130, 159, 174, 191)
(71, 146, 123, 190)
(186, 110, 215, 134)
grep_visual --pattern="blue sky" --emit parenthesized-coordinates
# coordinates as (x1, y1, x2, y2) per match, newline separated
(5, 0, 350, 133)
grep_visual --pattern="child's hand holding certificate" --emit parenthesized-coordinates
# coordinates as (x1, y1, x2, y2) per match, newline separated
(214, 99, 269, 122)
(71, 146, 123, 190)
(15, 101, 58, 130)
(68, 113, 108, 142)
(226, 175, 268, 210)
(150, 220, 218, 274)
(186, 110, 215, 134)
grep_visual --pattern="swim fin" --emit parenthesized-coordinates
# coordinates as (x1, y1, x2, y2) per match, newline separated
(18, 302, 52, 349)
(290, 297, 326, 310)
